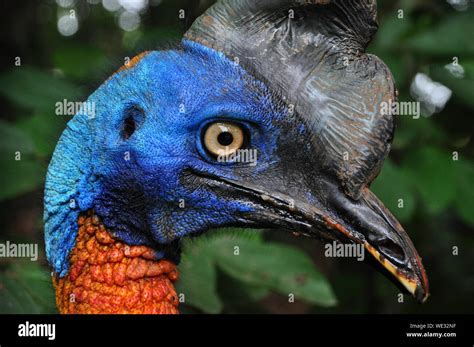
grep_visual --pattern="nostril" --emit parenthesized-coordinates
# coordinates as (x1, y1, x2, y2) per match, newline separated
(122, 116, 136, 140)
(121, 105, 144, 140)
(378, 239, 406, 267)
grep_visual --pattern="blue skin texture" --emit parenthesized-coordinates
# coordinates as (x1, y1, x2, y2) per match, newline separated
(44, 41, 290, 277)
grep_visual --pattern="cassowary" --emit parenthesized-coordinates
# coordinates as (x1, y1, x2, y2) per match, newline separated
(44, 0, 429, 314)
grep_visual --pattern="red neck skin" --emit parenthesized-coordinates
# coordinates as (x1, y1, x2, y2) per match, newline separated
(53, 212, 179, 314)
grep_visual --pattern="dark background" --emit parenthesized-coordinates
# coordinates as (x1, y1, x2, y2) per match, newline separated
(0, 0, 473, 314)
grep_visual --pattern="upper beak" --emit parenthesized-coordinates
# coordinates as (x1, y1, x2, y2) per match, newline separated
(193, 171, 429, 303)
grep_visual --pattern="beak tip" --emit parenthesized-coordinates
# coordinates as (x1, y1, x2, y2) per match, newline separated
(414, 255, 430, 303)
(415, 285, 430, 304)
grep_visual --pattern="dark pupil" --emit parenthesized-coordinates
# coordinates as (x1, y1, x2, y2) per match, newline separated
(123, 116, 136, 139)
(217, 132, 234, 146)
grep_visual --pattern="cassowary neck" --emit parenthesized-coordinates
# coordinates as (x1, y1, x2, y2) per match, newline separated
(53, 211, 179, 314)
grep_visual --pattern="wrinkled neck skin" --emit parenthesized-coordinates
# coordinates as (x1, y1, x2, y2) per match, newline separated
(54, 211, 179, 314)
(44, 71, 183, 313)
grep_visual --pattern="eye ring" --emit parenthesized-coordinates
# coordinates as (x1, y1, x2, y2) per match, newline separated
(203, 122, 246, 158)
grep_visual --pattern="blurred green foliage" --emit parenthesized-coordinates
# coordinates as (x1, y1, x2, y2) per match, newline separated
(0, 262, 56, 314)
(177, 230, 336, 313)
(0, 0, 473, 314)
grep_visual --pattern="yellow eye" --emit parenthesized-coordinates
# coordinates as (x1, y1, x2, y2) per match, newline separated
(203, 122, 245, 157)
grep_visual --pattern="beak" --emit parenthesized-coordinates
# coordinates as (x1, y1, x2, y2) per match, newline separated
(323, 186, 430, 303)
(270, 185, 429, 302)
(192, 171, 429, 303)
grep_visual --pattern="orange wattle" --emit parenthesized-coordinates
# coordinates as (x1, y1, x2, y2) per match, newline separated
(53, 211, 179, 314)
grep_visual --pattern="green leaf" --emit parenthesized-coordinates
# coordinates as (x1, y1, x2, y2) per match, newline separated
(177, 230, 264, 313)
(371, 160, 416, 222)
(53, 44, 108, 80)
(407, 12, 474, 56)
(403, 146, 457, 214)
(239, 282, 270, 301)
(212, 235, 337, 307)
(216, 272, 269, 313)
(371, 14, 413, 52)
(378, 53, 408, 88)
(124, 28, 182, 50)
(17, 113, 67, 157)
(0, 66, 83, 113)
(392, 116, 448, 150)
(0, 119, 36, 155)
(175, 238, 222, 314)
(0, 120, 45, 200)
(454, 159, 474, 227)
(178, 230, 337, 312)
(430, 61, 474, 110)
(0, 262, 57, 314)
(0, 157, 46, 201)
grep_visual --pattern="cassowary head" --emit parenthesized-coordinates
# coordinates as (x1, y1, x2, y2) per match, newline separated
(45, 0, 429, 309)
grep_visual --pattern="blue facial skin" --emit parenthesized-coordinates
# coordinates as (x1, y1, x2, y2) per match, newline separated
(44, 41, 290, 277)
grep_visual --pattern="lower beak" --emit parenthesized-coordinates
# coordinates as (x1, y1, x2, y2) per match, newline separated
(312, 186, 430, 303)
